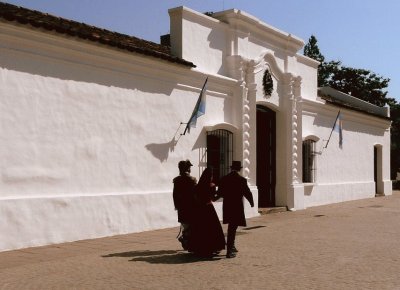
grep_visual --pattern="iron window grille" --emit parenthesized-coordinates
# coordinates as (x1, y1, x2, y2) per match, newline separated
(206, 129, 233, 185)
(302, 139, 317, 183)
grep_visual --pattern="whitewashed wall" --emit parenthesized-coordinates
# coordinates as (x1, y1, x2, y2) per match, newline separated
(169, 7, 228, 75)
(0, 22, 258, 252)
(301, 101, 392, 208)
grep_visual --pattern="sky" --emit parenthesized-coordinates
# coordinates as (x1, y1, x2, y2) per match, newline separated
(2, 0, 400, 104)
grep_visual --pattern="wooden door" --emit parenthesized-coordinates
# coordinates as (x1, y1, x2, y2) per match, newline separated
(256, 106, 276, 207)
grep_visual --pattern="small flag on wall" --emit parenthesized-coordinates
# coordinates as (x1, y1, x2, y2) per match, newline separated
(333, 111, 343, 148)
(183, 77, 208, 135)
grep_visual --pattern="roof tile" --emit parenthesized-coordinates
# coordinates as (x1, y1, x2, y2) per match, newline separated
(0, 2, 195, 68)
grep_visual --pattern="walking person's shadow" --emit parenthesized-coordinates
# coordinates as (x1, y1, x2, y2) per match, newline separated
(102, 249, 222, 264)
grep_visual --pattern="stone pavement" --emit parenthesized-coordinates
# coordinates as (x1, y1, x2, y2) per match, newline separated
(1, 191, 400, 290)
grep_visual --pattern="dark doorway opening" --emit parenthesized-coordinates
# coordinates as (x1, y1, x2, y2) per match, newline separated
(374, 146, 377, 194)
(256, 105, 276, 207)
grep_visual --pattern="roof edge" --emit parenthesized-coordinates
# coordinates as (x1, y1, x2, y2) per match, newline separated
(318, 87, 390, 119)
(0, 2, 195, 68)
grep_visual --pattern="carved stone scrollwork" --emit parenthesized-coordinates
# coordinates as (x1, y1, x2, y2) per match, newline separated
(291, 76, 302, 184)
(281, 72, 301, 184)
(241, 59, 255, 179)
(242, 92, 251, 178)
(227, 55, 253, 179)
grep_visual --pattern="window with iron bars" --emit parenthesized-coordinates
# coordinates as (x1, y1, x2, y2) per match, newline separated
(206, 129, 233, 185)
(302, 139, 316, 183)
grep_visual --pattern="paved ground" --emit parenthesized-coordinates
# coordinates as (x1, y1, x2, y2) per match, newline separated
(1, 191, 400, 290)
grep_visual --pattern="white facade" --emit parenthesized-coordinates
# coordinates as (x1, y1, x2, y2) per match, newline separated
(0, 6, 391, 252)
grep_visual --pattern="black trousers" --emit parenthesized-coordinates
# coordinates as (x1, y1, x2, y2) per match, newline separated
(227, 224, 238, 250)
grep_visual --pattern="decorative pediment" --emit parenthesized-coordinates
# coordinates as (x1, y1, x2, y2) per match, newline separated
(253, 51, 284, 81)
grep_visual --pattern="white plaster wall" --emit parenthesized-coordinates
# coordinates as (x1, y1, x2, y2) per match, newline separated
(169, 7, 227, 75)
(0, 24, 259, 251)
(0, 57, 189, 197)
(0, 192, 177, 251)
(301, 103, 392, 208)
(295, 55, 319, 101)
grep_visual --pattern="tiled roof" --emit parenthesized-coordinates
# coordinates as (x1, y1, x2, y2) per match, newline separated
(0, 2, 195, 68)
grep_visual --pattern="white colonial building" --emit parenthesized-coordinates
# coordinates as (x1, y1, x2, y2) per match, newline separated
(0, 3, 392, 252)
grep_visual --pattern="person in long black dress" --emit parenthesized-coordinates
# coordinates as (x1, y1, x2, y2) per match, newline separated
(189, 168, 225, 257)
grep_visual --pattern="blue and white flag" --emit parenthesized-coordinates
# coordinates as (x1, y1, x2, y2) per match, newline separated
(333, 111, 343, 148)
(183, 77, 208, 135)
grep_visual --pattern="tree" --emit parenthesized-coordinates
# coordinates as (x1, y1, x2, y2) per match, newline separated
(303, 35, 324, 63)
(329, 66, 393, 107)
(304, 35, 328, 87)
(303, 36, 394, 107)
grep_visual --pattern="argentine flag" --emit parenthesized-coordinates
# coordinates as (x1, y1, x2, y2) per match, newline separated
(183, 78, 208, 135)
(333, 111, 343, 148)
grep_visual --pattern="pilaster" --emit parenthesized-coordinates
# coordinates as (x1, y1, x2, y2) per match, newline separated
(292, 76, 302, 184)
(283, 73, 305, 210)
(226, 55, 257, 184)
(226, 55, 247, 81)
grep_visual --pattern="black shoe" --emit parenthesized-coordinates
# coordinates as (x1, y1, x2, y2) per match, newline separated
(178, 236, 188, 250)
(226, 251, 236, 258)
(231, 246, 238, 253)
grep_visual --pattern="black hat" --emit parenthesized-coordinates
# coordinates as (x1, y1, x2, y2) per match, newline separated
(178, 160, 193, 171)
(231, 161, 242, 170)
(178, 160, 187, 171)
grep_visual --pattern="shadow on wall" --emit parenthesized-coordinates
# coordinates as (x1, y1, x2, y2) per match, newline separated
(1, 48, 178, 95)
(191, 127, 208, 177)
(144, 122, 188, 162)
(145, 137, 177, 163)
(304, 184, 315, 196)
(206, 26, 226, 75)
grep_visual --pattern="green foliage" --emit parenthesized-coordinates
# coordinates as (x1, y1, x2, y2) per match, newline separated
(303, 35, 393, 106)
(318, 60, 341, 88)
(303, 35, 324, 63)
(329, 66, 392, 107)
(304, 35, 327, 87)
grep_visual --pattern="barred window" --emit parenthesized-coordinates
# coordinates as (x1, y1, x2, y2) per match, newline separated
(207, 129, 233, 185)
(302, 139, 316, 183)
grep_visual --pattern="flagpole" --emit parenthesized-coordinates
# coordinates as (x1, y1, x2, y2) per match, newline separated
(324, 110, 341, 149)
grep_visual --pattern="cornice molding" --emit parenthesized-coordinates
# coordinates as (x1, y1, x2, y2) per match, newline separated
(296, 54, 320, 68)
(212, 9, 304, 54)
(302, 98, 391, 129)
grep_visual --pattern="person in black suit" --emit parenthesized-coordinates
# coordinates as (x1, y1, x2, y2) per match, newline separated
(217, 161, 254, 258)
(173, 160, 197, 250)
